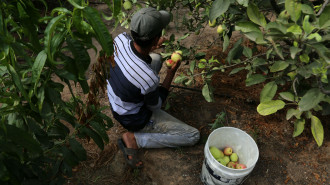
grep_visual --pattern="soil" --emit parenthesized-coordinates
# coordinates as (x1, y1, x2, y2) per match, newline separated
(65, 4, 329, 185)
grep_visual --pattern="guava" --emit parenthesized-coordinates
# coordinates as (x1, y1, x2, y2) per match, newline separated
(209, 146, 224, 159)
(236, 163, 247, 169)
(230, 153, 238, 162)
(209, 19, 216, 27)
(171, 52, 182, 63)
(165, 59, 175, 67)
(224, 147, 233, 156)
(123, 1, 132, 10)
(217, 25, 224, 35)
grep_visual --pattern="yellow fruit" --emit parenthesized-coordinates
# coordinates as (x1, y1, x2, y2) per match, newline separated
(209, 19, 216, 27)
(217, 25, 224, 34)
(171, 52, 182, 62)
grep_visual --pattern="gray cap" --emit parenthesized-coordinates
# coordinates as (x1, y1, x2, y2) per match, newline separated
(130, 7, 170, 40)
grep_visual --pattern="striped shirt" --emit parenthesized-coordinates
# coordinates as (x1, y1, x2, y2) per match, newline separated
(107, 33, 167, 131)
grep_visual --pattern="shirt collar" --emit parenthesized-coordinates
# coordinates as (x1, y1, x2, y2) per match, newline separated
(130, 41, 152, 64)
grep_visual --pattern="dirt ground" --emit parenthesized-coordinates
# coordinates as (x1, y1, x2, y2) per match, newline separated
(65, 4, 330, 185)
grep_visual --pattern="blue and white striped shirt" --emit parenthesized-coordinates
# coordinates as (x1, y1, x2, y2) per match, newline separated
(106, 33, 166, 131)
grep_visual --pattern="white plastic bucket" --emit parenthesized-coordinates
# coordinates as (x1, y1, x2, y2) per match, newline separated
(201, 127, 259, 185)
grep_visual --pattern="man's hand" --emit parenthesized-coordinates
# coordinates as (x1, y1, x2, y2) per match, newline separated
(151, 37, 167, 51)
(162, 59, 181, 90)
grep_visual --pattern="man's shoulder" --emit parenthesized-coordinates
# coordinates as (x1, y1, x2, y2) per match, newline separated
(114, 32, 132, 41)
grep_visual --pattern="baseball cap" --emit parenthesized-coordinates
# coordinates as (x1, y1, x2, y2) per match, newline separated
(130, 7, 171, 40)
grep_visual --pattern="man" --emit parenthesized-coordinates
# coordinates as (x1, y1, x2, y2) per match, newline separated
(107, 7, 200, 168)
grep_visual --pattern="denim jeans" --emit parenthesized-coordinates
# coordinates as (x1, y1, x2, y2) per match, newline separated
(134, 109, 200, 148)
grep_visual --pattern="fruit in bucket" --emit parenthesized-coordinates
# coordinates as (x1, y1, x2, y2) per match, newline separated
(230, 153, 238, 162)
(227, 162, 236, 169)
(236, 163, 247, 169)
(209, 146, 224, 159)
(224, 147, 233, 156)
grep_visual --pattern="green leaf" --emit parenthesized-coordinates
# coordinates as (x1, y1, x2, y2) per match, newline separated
(319, 6, 330, 28)
(247, 3, 267, 27)
(301, 4, 314, 15)
(174, 74, 188, 84)
(189, 60, 195, 74)
(235, 21, 261, 32)
(80, 127, 104, 150)
(44, 14, 66, 64)
(302, 15, 314, 35)
(67, 0, 87, 9)
(286, 108, 302, 120)
(83, 7, 113, 56)
(69, 138, 87, 161)
(311, 116, 324, 146)
(270, 61, 289, 72)
(32, 50, 47, 87)
(229, 67, 245, 75)
(293, 118, 305, 137)
(223, 34, 230, 52)
(287, 24, 302, 35)
(202, 83, 214, 102)
(245, 74, 266, 86)
(209, 0, 231, 22)
(243, 47, 252, 58)
(279, 91, 295, 102)
(66, 38, 90, 80)
(299, 88, 325, 111)
(260, 81, 277, 103)
(89, 121, 109, 143)
(7, 64, 36, 111)
(257, 100, 285, 116)
(307, 33, 322, 42)
(290, 46, 302, 59)
(285, 0, 301, 22)
(226, 38, 243, 64)
(6, 124, 42, 155)
(244, 31, 265, 44)
(299, 53, 310, 63)
(266, 22, 287, 34)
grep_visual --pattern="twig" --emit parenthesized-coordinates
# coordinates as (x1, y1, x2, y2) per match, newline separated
(316, 0, 329, 16)
(192, 52, 267, 77)
(318, 77, 330, 95)
(292, 77, 299, 97)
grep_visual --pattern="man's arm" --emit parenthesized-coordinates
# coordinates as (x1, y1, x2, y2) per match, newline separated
(161, 60, 181, 90)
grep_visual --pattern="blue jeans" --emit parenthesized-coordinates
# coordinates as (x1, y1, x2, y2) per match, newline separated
(134, 109, 200, 148)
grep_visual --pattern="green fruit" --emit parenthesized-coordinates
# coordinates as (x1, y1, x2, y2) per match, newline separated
(123, 1, 132, 10)
(217, 158, 227, 166)
(175, 50, 183, 55)
(230, 153, 238, 162)
(210, 146, 223, 159)
(171, 52, 182, 62)
(223, 156, 230, 165)
(209, 19, 216, 27)
(217, 25, 224, 34)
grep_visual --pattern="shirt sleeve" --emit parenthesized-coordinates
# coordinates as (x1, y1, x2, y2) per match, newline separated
(144, 86, 169, 111)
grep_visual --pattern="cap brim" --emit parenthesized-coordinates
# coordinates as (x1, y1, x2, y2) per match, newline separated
(159, 10, 171, 28)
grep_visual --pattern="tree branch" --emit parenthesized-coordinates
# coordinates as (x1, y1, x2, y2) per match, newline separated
(316, 0, 329, 16)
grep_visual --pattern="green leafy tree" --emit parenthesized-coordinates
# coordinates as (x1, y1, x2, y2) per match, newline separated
(0, 0, 119, 183)
(122, 0, 329, 146)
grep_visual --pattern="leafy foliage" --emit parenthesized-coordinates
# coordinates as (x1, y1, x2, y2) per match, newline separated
(122, 0, 329, 146)
(0, 0, 115, 183)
